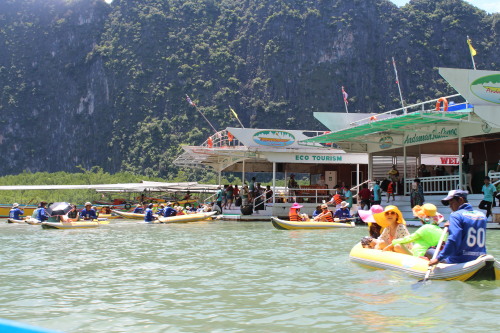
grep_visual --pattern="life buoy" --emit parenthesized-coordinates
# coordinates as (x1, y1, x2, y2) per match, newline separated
(124, 203, 132, 210)
(435, 97, 448, 111)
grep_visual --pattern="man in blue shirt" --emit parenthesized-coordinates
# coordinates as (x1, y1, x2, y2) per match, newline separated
(9, 203, 24, 220)
(80, 202, 98, 220)
(144, 203, 155, 223)
(132, 204, 143, 214)
(36, 201, 50, 222)
(333, 201, 351, 220)
(429, 190, 487, 265)
(372, 181, 381, 205)
(479, 176, 496, 220)
(163, 202, 177, 218)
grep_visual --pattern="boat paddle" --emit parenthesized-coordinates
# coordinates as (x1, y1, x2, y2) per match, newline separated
(414, 226, 448, 287)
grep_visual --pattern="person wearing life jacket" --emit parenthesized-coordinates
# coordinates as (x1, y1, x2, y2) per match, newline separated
(429, 190, 487, 265)
(80, 202, 98, 220)
(9, 203, 24, 220)
(314, 203, 334, 222)
(289, 202, 305, 221)
(163, 202, 177, 218)
(333, 201, 351, 220)
(36, 201, 50, 222)
(144, 203, 155, 223)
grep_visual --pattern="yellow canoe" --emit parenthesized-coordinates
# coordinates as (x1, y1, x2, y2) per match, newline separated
(111, 210, 145, 220)
(349, 243, 500, 281)
(157, 211, 217, 223)
(41, 221, 100, 229)
(271, 217, 355, 230)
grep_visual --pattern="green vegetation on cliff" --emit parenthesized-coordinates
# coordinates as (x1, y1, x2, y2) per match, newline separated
(0, 0, 498, 179)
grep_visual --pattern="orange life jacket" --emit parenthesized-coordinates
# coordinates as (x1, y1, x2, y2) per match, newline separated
(324, 210, 334, 222)
(289, 209, 301, 221)
(333, 194, 342, 205)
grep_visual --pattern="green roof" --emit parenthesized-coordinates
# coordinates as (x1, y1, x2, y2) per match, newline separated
(302, 110, 471, 144)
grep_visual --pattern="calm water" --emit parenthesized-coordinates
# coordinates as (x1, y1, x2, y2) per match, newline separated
(0, 220, 499, 332)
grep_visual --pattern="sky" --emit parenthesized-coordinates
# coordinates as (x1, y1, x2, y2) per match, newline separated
(390, 0, 499, 13)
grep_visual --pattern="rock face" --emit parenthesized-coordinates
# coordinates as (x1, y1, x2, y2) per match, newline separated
(0, 0, 498, 177)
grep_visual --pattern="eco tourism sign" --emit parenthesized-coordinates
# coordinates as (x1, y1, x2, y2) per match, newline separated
(253, 130, 295, 147)
(403, 127, 457, 145)
(470, 74, 500, 104)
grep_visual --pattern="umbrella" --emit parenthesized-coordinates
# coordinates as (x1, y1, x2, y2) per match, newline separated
(46, 202, 72, 217)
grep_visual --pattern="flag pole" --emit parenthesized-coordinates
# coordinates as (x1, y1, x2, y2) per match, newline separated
(229, 105, 245, 128)
(341, 86, 349, 113)
(186, 95, 218, 134)
(467, 36, 477, 70)
(392, 57, 406, 114)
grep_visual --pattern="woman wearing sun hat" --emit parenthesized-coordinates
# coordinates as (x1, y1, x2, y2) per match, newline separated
(373, 205, 411, 252)
(358, 205, 384, 238)
(314, 203, 334, 222)
(384, 203, 445, 258)
(289, 202, 306, 221)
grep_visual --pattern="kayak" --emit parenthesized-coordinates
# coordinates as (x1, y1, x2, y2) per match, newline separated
(271, 217, 355, 230)
(25, 218, 42, 225)
(157, 211, 217, 223)
(349, 243, 500, 281)
(41, 221, 100, 229)
(98, 213, 121, 219)
(7, 218, 26, 224)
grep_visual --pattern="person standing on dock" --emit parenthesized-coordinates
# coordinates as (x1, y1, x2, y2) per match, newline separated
(479, 176, 496, 220)
(9, 203, 24, 220)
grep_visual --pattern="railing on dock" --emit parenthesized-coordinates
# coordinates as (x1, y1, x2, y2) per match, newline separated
(404, 175, 460, 194)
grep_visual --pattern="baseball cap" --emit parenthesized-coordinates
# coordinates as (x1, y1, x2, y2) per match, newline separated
(441, 189, 468, 206)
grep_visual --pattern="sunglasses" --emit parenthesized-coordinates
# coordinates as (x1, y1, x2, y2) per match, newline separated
(384, 211, 397, 216)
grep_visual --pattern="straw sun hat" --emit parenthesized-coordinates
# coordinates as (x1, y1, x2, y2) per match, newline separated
(373, 205, 406, 228)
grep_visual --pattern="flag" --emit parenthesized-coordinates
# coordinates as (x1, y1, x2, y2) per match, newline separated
(467, 37, 477, 56)
(186, 94, 196, 106)
(342, 86, 348, 105)
(229, 106, 239, 119)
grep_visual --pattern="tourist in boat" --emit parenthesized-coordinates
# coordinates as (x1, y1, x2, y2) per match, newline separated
(358, 205, 384, 238)
(144, 203, 155, 223)
(9, 203, 24, 220)
(384, 203, 444, 258)
(156, 204, 165, 216)
(132, 204, 143, 214)
(372, 181, 381, 205)
(314, 203, 334, 222)
(357, 183, 371, 210)
(36, 201, 50, 223)
(479, 176, 496, 220)
(163, 202, 177, 217)
(372, 205, 411, 252)
(312, 205, 322, 218)
(289, 202, 306, 221)
(410, 178, 425, 208)
(80, 202, 97, 220)
(429, 190, 487, 266)
(333, 201, 351, 220)
(67, 205, 79, 221)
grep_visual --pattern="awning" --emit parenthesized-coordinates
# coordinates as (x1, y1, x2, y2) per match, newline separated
(301, 110, 472, 145)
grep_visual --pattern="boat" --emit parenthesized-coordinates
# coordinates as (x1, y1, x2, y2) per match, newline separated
(271, 217, 355, 230)
(111, 210, 145, 220)
(98, 213, 121, 220)
(41, 221, 100, 229)
(349, 243, 500, 281)
(24, 218, 42, 225)
(6, 218, 26, 224)
(157, 211, 217, 223)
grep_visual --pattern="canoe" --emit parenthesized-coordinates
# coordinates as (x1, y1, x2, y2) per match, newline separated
(41, 221, 100, 229)
(271, 217, 355, 230)
(7, 218, 26, 224)
(111, 210, 145, 220)
(98, 213, 121, 219)
(157, 211, 217, 223)
(349, 243, 500, 281)
(25, 218, 42, 225)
